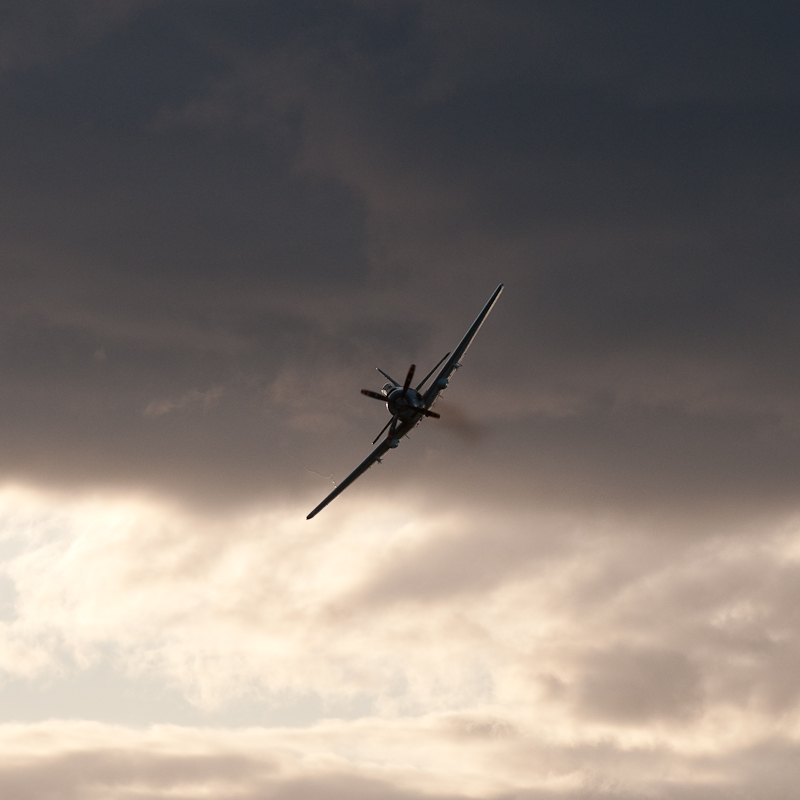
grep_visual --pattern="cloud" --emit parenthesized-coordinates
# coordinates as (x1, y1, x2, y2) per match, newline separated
(0, 0, 158, 72)
(144, 386, 224, 417)
(1, 4, 800, 795)
(1, 714, 800, 800)
(575, 645, 703, 723)
(0, 0, 799, 521)
(1, 485, 800, 740)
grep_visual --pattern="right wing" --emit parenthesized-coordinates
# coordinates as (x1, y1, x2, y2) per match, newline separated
(306, 437, 394, 519)
(422, 283, 504, 408)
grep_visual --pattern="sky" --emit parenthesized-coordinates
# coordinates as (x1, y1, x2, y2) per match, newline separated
(2, 1, 800, 797)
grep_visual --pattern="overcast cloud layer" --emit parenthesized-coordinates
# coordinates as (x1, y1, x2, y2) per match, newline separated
(2, 1, 800, 797)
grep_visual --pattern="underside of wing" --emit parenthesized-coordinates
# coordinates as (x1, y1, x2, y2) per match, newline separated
(306, 437, 394, 519)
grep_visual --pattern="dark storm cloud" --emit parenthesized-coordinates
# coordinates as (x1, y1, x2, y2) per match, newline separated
(1, 0, 800, 515)
(0, 1, 156, 72)
(0, 1, 377, 505)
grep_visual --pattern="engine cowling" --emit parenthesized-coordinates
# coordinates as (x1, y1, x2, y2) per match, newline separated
(387, 387, 423, 419)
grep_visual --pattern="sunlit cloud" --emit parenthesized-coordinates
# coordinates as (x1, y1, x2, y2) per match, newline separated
(1, 711, 800, 800)
(1, 485, 800, 757)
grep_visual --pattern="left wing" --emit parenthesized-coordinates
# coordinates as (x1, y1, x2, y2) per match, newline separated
(306, 437, 394, 519)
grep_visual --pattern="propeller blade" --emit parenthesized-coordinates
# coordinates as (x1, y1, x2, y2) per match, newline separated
(420, 408, 440, 419)
(377, 367, 400, 386)
(361, 389, 386, 401)
(415, 352, 451, 392)
(372, 418, 393, 445)
(401, 364, 416, 397)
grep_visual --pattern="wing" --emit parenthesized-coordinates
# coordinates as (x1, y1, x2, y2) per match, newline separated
(422, 283, 504, 408)
(306, 437, 394, 519)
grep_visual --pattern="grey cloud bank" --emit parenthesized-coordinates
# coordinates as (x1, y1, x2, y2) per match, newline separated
(1, 0, 799, 519)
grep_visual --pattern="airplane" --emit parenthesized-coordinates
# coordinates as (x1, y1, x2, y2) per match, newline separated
(306, 283, 504, 519)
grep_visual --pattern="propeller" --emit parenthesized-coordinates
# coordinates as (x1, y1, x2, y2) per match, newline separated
(362, 362, 440, 441)
(372, 417, 394, 445)
(415, 352, 450, 392)
(377, 367, 399, 386)
(361, 364, 416, 404)
(401, 363, 415, 397)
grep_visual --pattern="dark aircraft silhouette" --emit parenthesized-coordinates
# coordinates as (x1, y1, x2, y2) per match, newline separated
(307, 284, 504, 519)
